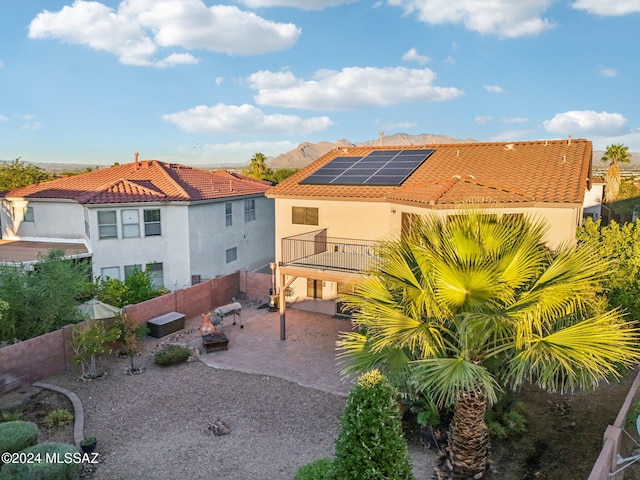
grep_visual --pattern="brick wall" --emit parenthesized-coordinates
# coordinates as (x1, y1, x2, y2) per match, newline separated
(0, 271, 243, 393)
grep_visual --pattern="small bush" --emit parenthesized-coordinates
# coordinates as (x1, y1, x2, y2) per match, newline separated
(154, 345, 190, 366)
(43, 409, 74, 428)
(294, 458, 334, 480)
(1, 411, 22, 422)
(333, 369, 414, 480)
(0, 421, 39, 457)
(0, 442, 79, 479)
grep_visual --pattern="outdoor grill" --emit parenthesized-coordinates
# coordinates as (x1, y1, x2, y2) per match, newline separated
(213, 302, 243, 330)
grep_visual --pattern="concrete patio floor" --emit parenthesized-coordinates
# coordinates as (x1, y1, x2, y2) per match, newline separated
(185, 301, 356, 397)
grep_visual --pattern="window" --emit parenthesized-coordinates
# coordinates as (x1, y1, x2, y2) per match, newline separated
(98, 210, 118, 239)
(144, 209, 161, 236)
(226, 247, 237, 263)
(101, 266, 120, 281)
(244, 199, 255, 222)
(23, 207, 34, 222)
(124, 264, 142, 279)
(225, 202, 232, 227)
(84, 209, 90, 238)
(121, 210, 140, 238)
(146, 262, 164, 288)
(292, 207, 319, 226)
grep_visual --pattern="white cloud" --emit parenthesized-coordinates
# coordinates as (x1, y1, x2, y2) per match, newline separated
(598, 66, 618, 77)
(543, 110, 628, 136)
(474, 115, 492, 124)
(571, 0, 640, 16)
(162, 103, 333, 135)
(590, 129, 640, 152)
(444, 56, 456, 64)
(501, 117, 529, 124)
(173, 140, 298, 164)
(248, 66, 464, 111)
(489, 128, 538, 142)
(0, 60, 4, 68)
(484, 84, 506, 93)
(0, 115, 8, 121)
(375, 120, 419, 130)
(237, 0, 354, 9)
(402, 48, 430, 65)
(28, 0, 301, 67)
(215, 77, 224, 86)
(387, 0, 556, 38)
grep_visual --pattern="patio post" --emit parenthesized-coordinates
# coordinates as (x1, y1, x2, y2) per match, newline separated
(279, 272, 286, 340)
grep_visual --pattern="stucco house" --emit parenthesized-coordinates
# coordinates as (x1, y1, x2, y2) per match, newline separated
(266, 138, 602, 337)
(0, 156, 275, 290)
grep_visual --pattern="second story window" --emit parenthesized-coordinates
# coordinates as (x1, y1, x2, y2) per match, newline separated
(121, 210, 140, 238)
(144, 209, 161, 236)
(292, 207, 319, 226)
(225, 202, 232, 227)
(244, 199, 256, 222)
(98, 210, 117, 239)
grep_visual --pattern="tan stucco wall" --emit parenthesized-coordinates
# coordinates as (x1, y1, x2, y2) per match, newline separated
(274, 197, 583, 301)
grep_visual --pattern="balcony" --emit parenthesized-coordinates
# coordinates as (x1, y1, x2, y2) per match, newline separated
(281, 229, 380, 274)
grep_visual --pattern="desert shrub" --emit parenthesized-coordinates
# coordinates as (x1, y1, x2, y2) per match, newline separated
(0, 442, 79, 479)
(333, 369, 414, 480)
(154, 345, 190, 366)
(43, 409, 74, 428)
(1, 410, 22, 422)
(0, 421, 39, 457)
(294, 458, 334, 480)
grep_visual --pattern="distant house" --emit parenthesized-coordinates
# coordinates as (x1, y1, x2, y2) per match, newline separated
(0, 156, 275, 290)
(583, 176, 605, 221)
(266, 138, 602, 333)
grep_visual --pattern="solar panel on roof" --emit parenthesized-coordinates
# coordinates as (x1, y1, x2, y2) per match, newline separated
(300, 149, 434, 186)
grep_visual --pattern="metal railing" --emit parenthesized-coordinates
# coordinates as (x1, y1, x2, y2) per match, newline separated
(281, 229, 380, 273)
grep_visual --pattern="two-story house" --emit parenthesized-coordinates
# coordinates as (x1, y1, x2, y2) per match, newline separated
(0, 156, 275, 290)
(266, 138, 602, 338)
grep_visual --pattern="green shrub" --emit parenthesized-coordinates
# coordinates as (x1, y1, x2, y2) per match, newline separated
(154, 345, 190, 366)
(294, 458, 334, 480)
(0, 442, 79, 479)
(333, 369, 414, 480)
(0, 421, 39, 457)
(486, 399, 527, 440)
(1, 411, 22, 422)
(43, 409, 74, 429)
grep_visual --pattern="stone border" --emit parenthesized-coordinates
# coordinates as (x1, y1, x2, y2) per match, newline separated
(33, 382, 84, 449)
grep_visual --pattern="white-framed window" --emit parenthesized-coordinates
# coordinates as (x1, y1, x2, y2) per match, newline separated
(23, 207, 34, 222)
(144, 209, 161, 236)
(124, 264, 142, 279)
(226, 247, 237, 263)
(84, 208, 90, 238)
(101, 266, 121, 281)
(146, 262, 164, 288)
(121, 210, 140, 238)
(98, 210, 118, 239)
(225, 202, 232, 227)
(244, 199, 255, 222)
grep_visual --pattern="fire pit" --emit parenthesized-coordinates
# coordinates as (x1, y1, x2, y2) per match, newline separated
(201, 333, 229, 352)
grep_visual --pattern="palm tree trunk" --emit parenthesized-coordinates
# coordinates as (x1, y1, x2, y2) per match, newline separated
(447, 385, 490, 479)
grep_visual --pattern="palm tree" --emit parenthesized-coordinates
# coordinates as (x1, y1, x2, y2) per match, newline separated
(244, 152, 272, 180)
(337, 209, 640, 479)
(602, 144, 631, 202)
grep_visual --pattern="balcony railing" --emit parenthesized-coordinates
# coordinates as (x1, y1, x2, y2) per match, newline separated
(281, 229, 380, 274)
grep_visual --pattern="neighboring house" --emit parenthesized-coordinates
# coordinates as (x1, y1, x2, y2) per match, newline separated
(0, 156, 275, 290)
(583, 176, 605, 221)
(266, 138, 601, 334)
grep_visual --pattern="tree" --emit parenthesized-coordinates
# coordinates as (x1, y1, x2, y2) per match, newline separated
(0, 249, 91, 342)
(117, 313, 148, 374)
(71, 320, 120, 379)
(265, 168, 298, 184)
(337, 210, 640, 479)
(243, 152, 272, 180)
(602, 144, 631, 202)
(333, 369, 415, 480)
(95, 266, 166, 307)
(0, 159, 54, 191)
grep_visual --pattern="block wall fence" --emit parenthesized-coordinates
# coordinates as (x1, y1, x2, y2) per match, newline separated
(0, 271, 272, 394)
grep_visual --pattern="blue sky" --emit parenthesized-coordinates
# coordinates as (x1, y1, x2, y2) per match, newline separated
(1, 0, 639, 166)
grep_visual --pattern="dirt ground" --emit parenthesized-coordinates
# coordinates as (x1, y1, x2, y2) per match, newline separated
(2, 367, 639, 480)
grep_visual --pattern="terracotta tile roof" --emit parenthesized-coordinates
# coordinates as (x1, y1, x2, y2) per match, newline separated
(3, 161, 271, 204)
(267, 139, 593, 205)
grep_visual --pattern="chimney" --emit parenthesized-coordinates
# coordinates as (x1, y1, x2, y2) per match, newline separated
(134, 152, 139, 170)
(379, 131, 384, 146)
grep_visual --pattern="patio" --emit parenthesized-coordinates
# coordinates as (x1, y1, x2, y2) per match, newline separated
(185, 302, 356, 397)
